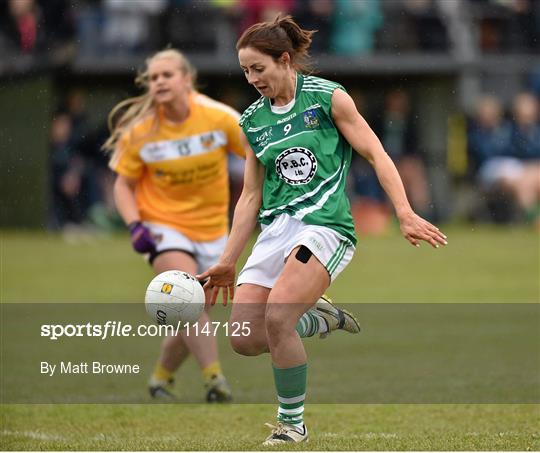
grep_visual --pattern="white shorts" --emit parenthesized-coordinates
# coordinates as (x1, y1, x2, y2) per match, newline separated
(144, 222, 227, 275)
(237, 214, 355, 288)
(479, 157, 524, 187)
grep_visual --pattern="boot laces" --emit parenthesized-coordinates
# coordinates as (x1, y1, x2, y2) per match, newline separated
(265, 422, 287, 436)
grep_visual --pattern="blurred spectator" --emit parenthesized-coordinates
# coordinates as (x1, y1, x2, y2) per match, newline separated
(60, 89, 89, 142)
(350, 89, 433, 233)
(403, 0, 449, 51)
(49, 89, 121, 232)
(508, 93, 540, 222)
(348, 89, 392, 235)
(237, 0, 296, 32)
(377, 1, 417, 51)
(528, 65, 540, 99)
(101, 0, 166, 54)
(471, 0, 540, 52)
(63, 89, 120, 230)
(468, 95, 513, 172)
(213, 85, 246, 220)
(0, 0, 46, 54)
(512, 92, 540, 159)
(507, 0, 540, 52)
(331, 0, 383, 55)
(467, 95, 514, 222)
(75, 0, 105, 56)
(293, 0, 334, 53)
(378, 0, 455, 52)
(469, 93, 540, 223)
(0, 0, 75, 57)
(163, 0, 224, 52)
(40, 0, 75, 52)
(3, 0, 538, 62)
(80, 123, 121, 231)
(49, 112, 87, 229)
(373, 89, 431, 217)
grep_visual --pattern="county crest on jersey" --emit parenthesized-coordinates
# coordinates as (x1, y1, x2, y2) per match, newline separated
(239, 73, 357, 246)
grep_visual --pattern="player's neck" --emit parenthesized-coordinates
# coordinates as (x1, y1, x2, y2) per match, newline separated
(161, 97, 190, 124)
(272, 72, 297, 107)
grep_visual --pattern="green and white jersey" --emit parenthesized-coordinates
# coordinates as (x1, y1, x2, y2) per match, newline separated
(239, 73, 357, 246)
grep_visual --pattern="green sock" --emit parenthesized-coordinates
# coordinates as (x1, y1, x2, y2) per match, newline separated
(272, 363, 307, 428)
(296, 310, 327, 337)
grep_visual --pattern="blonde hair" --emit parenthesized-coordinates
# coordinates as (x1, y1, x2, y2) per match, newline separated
(102, 49, 197, 152)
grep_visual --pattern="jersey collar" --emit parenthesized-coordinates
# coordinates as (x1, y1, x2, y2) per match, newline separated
(266, 72, 303, 114)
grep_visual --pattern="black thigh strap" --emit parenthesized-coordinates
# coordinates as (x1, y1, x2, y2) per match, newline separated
(295, 245, 313, 264)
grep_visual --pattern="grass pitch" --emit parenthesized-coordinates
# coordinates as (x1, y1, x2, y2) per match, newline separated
(1, 225, 539, 450)
(2, 404, 539, 450)
(2, 225, 538, 303)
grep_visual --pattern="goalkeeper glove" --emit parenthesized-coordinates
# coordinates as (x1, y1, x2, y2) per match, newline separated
(128, 221, 156, 254)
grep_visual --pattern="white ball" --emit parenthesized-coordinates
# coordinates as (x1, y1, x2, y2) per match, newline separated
(145, 270, 205, 326)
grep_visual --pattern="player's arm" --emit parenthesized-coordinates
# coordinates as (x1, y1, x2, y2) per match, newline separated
(114, 174, 156, 254)
(197, 132, 264, 304)
(331, 88, 447, 248)
(114, 174, 140, 224)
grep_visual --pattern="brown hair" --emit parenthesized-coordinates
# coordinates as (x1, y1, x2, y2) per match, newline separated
(236, 15, 316, 74)
(102, 48, 197, 153)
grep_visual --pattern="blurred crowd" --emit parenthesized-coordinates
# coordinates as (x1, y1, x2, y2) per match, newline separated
(466, 92, 540, 224)
(1, 0, 539, 58)
(342, 88, 539, 233)
(47, 85, 539, 236)
(49, 90, 120, 233)
(2, 0, 538, 234)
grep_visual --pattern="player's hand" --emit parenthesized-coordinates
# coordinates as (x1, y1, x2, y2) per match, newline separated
(398, 211, 447, 248)
(196, 262, 236, 306)
(128, 221, 156, 254)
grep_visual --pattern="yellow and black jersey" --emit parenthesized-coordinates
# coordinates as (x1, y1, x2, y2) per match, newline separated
(110, 92, 245, 241)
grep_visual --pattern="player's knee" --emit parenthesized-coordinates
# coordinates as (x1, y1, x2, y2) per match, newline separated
(230, 335, 265, 356)
(264, 309, 290, 339)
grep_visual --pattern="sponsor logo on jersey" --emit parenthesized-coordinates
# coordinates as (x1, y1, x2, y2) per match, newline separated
(255, 128, 273, 147)
(200, 133, 215, 149)
(303, 109, 319, 129)
(176, 140, 192, 156)
(140, 131, 227, 162)
(275, 147, 317, 185)
(247, 125, 266, 132)
(277, 112, 297, 124)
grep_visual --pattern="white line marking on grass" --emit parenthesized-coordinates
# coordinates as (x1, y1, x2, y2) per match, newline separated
(1, 430, 182, 444)
(1, 429, 66, 441)
(88, 433, 182, 442)
(465, 431, 537, 438)
(321, 432, 398, 440)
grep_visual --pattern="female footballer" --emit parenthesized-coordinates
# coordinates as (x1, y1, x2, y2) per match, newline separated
(104, 49, 245, 402)
(199, 16, 447, 444)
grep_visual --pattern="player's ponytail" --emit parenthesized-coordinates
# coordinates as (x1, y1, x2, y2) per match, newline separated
(236, 14, 316, 74)
(274, 15, 314, 61)
(103, 49, 196, 153)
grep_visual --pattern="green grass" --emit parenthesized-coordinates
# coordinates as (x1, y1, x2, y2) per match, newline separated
(1, 226, 539, 450)
(1, 404, 539, 450)
(1, 225, 538, 302)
